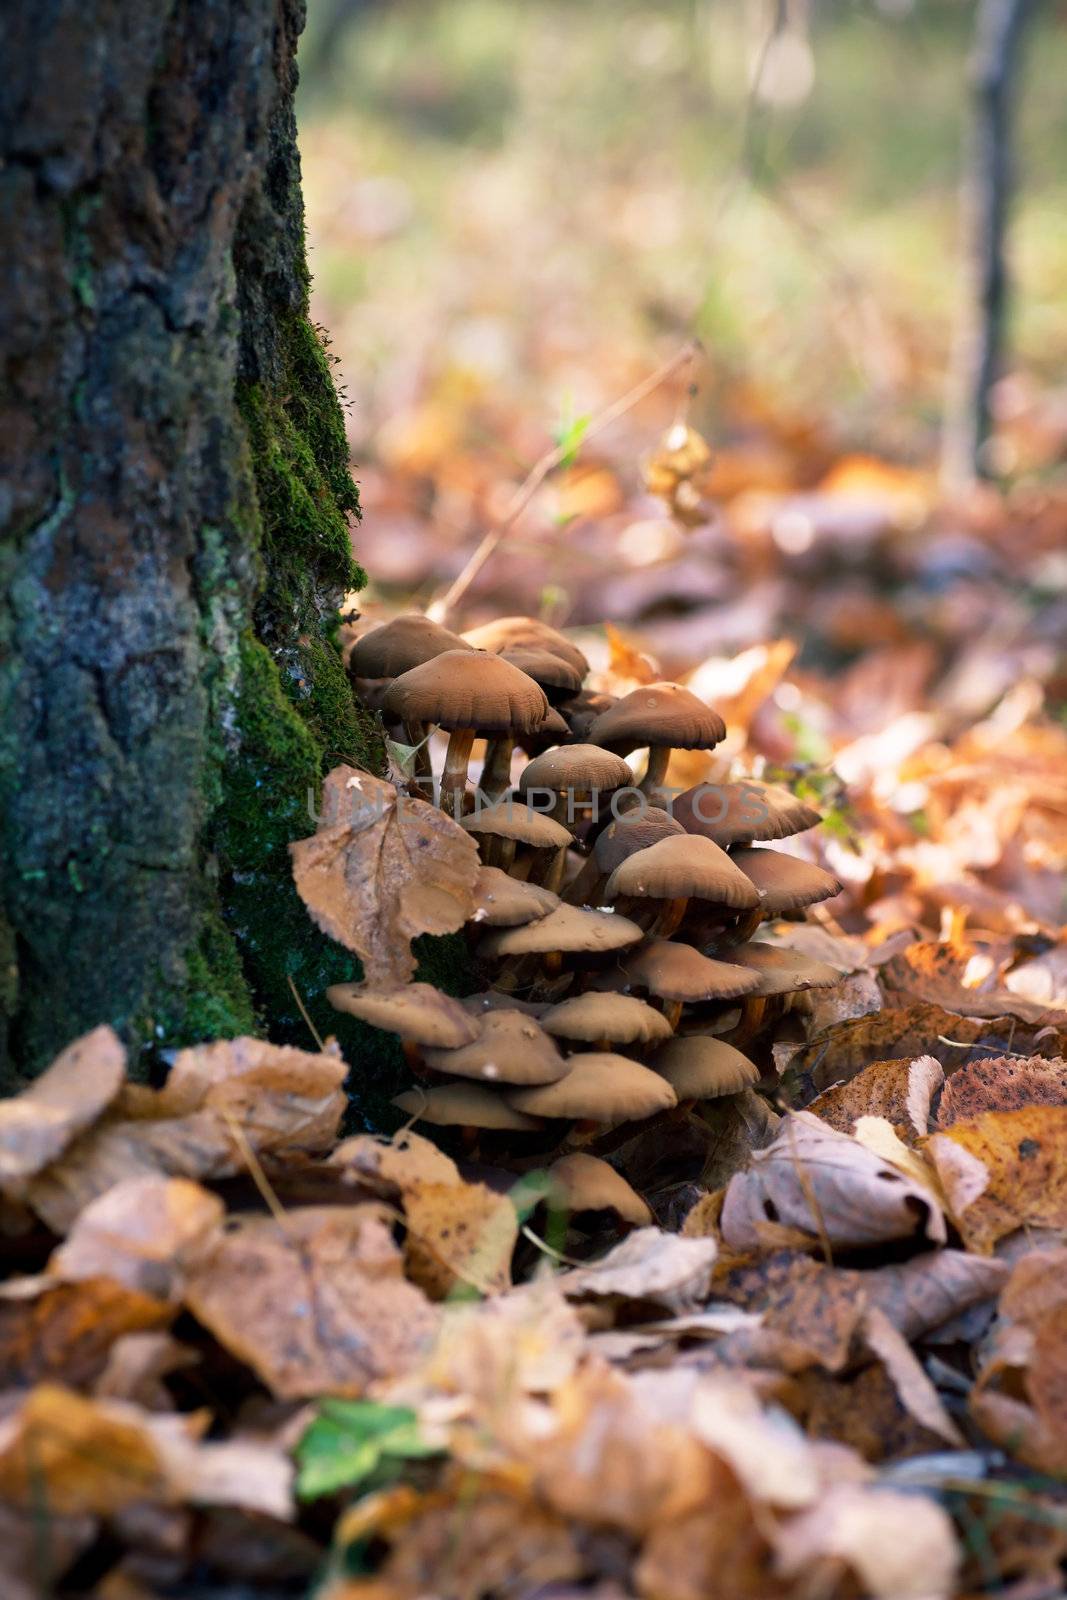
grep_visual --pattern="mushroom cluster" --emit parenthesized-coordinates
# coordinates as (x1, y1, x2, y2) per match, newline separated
(336, 613, 843, 1202)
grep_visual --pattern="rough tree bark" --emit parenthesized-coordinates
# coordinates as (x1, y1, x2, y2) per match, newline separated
(0, 0, 409, 1083)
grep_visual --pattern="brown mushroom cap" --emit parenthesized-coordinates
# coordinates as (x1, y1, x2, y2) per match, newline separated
(461, 991, 546, 1018)
(669, 781, 822, 847)
(589, 683, 726, 754)
(463, 616, 589, 678)
(470, 866, 559, 927)
(424, 1009, 569, 1085)
(650, 1036, 761, 1099)
(594, 809, 685, 874)
(351, 614, 474, 680)
(479, 904, 644, 958)
(394, 1082, 544, 1131)
(461, 799, 572, 849)
(508, 1053, 678, 1121)
(541, 992, 673, 1045)
(605, 835, 760, 910)
(519, 745, 633, 797)
(729, 848, 842, 915)
(499, 647, 584, 700)
(728, 941, 843, 996)
(326, 981, 479, 1047)
(610, 940, 761, 1002)
(521, 706, 571, 748)
(547, 1153, 652, 1225)
(383, 650, 548, 734)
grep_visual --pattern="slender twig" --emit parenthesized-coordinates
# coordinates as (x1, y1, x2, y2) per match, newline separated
(428, 339, 703, 626)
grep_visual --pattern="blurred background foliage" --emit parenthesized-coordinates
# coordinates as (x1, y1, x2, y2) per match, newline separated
(297, 0, 1067, 472)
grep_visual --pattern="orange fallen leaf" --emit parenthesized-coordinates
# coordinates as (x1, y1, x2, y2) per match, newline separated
(402, 1179, 517, 1299)
(50, 1176, 224, 1301)
(290, 767, 480, 985)
(926, 1105, 1067, 1252)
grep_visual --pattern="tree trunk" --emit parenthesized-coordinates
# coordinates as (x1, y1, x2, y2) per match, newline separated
(942, 0, 1036, 486)
(0, 0, 389, 1083)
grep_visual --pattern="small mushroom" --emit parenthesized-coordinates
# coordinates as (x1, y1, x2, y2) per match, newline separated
(559, 689, 618, 743)
(589, 682, 726, 795)
(729, 847, 842, 918)
(565, 805, 685, 907)
(519, 745, 633, 828)
(326, 981, 479, 1051)
(507, 1053, 677, 1123)
(727, 941, 843, 995)
(546, 1153, 652, 1227)
(423, 1009, 569, 1085)
(350, 615, 474, 798)
(479, 904, 644, 960)
(383, 650, 548, 817)
(478, 652, 583, 802)
(393, 1081, 544, 1133)
(461, 798, 572, 876)
(598, 939, 760, 1030)
(604, 833, 760, 939)
(469, 866, 559, 927)
(649, 1035, 761, 1102)
(668, 780, 822, 847)
(462, 615, 590, 679)
(541, 992, 673, 1051)
(499, 647, 585, 703)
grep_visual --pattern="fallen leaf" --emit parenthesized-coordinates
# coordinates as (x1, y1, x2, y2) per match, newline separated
(560, 1228, 717, 1315)
(862, 1306, 964, 1447)
(0, 1025, 125, 1185)
(773, 1482, 959, 1600)
(328, 1131, 462, 1194)
(926, 1105, 1067, 1252)
(690, 1376, 819, 1508)
(0, 1503, 96, 1600)
(807, 1054, 942, 1138)
(970, 1248, 1067, 1474)
(635, 1479, 783, 1600)
(937, 1053, 1067, 1126)
(183, 1205, 440, 1399)
(720, 1112, 946, 1252)
(880, 940, 1065, 1024)
(402, 1179, 517, 1298)
(50, 1176, 224, 1301)
(290, 766, 479, 985)
(0, 1276, 171, 1389)
(0, 1384, 170, 1514)
(795, 1004, 1058, 1092)
(716, 1252, 865, 1372)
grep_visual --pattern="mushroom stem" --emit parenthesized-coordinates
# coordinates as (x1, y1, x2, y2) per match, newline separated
(563, 855, 607, 908)
(722, 906, 765, 947)
(480, 736, 515, 801)
(662, 999, 683, 1031)
(640, 744, 672, 796)
(733, 994, 767, 1043)
(441, 727, 476, 817)
(650, 896, 688, 940)
(404, 720, 435, 802)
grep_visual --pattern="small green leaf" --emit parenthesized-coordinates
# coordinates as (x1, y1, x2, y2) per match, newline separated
(552, 394, 591, 469)
(295, 1400, 440, 1500)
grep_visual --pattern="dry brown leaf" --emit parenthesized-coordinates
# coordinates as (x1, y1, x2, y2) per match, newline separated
(880, 940, 1065, 1024)
(526, 1363, 720, 1534)
(328, 1131, 462, 1194)
(795, 1003, 1057, 1092)
(697, 1088, 781, 1190)
(772, 1482, 959, 1600)
(560, 1229, 717, 1315)
(0, 1383, 171, 1514)
(290, 766, 479, 985)
(926, 1105, 1067, 1252)
(970, 1247, 1067, 1474)
(716, 1252, 865, 1373)
(422, 1279, 586, 1404)
(861, 1306, 964, 1447)
(720, 1112, 946, 1252)
(50, 1176, 224, 1301)
(25, 1039, 347, 1234)
(402, 1179, 517, 1299)
(690, 1375, 819, 1508)
(862, 1250, 1008, 1341)
(793, 1361, 955, 1463)
(93, 1330, 198, 1408)
(852, 1115, 945, 1195)
(0, 1276, 171, 1389)
(635, 1481, 783, 1600)
(0, 1024, 125, 1185)
(807, 1054, 942, 1138)
(937, 1053, 1067, 1126)
(183, 1205, 439, 1399)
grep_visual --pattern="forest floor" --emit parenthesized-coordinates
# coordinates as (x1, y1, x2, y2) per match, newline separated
(4, 6, 1067, 1597)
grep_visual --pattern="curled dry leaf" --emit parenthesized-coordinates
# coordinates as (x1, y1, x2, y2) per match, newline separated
(926, 1105, 1067, 1253)
(25, 1038, 347, 1234)
(183, 1205, 440, 1400)
(328, 1131, 462, 1195)
(50, 1176, 224, 1301)
(690, 1375, 819, 1509)
(795, 1003, 1053, 1092)
(861, 1306, 964, 1447)
(560, 1228, 717, 1315)
(880, 940, 1066, 1025)
(773, 1482, 959, 1600)
(290, 766, 479, 985)
(720, 1112, 946, 1253)
(420, 1279, 586, 1406)
(0, 1024, 125, 1186)
(937, 1053, 1067, 1126)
